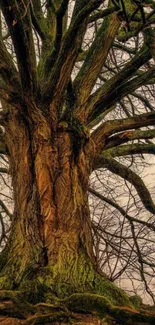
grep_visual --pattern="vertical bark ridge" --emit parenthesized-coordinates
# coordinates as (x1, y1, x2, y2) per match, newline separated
(0, 105, 96, 292)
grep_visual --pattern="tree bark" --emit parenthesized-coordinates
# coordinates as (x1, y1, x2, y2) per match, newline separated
(0, 103, 138, 313)
(0, 104, 96, 296)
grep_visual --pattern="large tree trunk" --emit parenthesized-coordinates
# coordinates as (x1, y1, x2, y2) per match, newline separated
(0, 104, 97, 297)
(1, 106, 152, 324)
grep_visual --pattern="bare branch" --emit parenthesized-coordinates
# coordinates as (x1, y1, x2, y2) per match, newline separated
(93, 155, 155, 215)
(89, 187, 155, 232)
(92, 110, 155, 153)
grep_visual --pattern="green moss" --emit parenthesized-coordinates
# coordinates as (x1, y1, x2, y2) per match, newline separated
(0, 248, 9, 272)
(0, 289, 34, 319)
(93, 275, 133, 308)
(19, 278, 47, 304)
(129, 295, 142, 308)
(24, 311, 69, 325)
(0, 254, 134, 309)
(34, 260, 96, 299)
(15, 263, 134, 309)
(65, 293, 111, 317)
(37, 276, 44, 284)
(0, 289, 21, 301)
(0, 275, 14, 290)
(111, 306, 155, 324)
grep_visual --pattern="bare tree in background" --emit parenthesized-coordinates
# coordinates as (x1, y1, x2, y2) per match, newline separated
(0, 0, 155, 324)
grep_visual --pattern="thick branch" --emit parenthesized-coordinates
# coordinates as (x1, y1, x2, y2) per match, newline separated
(30, 3, 47, 41)
(42, 0, 104, 106)
(74, 45, 151, 123)
(72, 0, 94, 20)
(0, 82, 23, 109)
(92, 111, 155, 153)
(103, 143, 155, 158)
(93, 155, 155, 215)
(88, 6, 119, 23)
(73, 13, 120, 107)
(104, 129, 155, 150)
(41, 0, 69, 80)
(0, 37, 20, 91)
(1, 0, 37, 94)
(144, 27, 155, 62)
(89, 68, 155, 125)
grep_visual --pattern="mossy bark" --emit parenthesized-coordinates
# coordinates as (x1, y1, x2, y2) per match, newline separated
(0, 105, 97, 295)
(0, 290, 155, 325)
(0, 105, 154, 324)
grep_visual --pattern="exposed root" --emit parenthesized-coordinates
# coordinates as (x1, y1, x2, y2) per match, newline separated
(0, 317, 23, 325)
(0, 290, 155, 325)
(0, 290, 34, 319)
(22, 311, 71, 325)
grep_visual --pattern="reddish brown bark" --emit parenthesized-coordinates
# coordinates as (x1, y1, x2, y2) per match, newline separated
(0, 103, 96, 292)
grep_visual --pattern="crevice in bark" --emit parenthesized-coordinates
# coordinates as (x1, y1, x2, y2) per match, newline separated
(0, 105, 95, 288)
(1, 104, 152, 324)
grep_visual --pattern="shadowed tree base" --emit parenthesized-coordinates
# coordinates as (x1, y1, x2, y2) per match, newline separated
(0, 262, 155, 325)
(0, 288, 155, 325)
(0, 212, 155, 325)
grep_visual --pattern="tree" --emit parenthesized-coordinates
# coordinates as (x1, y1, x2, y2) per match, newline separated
(0, 0, 155, 324)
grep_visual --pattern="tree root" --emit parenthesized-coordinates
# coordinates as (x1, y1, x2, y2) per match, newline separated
(22, 311, 71, 325)
(0, 290, 155, 325)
